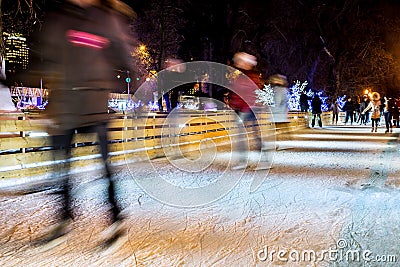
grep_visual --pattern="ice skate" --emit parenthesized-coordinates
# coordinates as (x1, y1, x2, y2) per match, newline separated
(99, 220, 128, 255)
(231, 162, 248, 170)
(34, 218, 73, 252)
(254, 162, 273, 171)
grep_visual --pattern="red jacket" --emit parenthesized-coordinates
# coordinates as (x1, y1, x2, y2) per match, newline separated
(229, 69, 262, 112)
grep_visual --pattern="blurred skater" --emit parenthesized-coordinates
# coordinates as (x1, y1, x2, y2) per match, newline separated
(228, 52, 263, 169)
(39, 0, 135, 250)
(269, 74, 289, 123)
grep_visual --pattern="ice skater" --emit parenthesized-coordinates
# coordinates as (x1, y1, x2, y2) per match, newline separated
(362, 92, 381, 132)
(38, 0, 135, 251)
(228, 52, 263, 170)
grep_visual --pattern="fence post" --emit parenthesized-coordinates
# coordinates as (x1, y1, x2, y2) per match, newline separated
(18, 114, 26, 153)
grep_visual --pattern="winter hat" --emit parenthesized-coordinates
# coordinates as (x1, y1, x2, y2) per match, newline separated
(233, 52, 258, 67)
(268, 74, 288, 87)
(371, 92, 380, 101)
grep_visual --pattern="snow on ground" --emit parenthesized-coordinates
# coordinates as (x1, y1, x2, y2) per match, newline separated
(0, 125, 399, 266)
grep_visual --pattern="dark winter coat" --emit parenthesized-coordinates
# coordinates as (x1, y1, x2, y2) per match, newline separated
(41, 3, 134, 132)
(343, 100, 356, 112)
(299, 93, 310, 109)
(311, 96, 322, 114)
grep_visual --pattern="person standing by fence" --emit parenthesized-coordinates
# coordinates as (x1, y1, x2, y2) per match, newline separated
(362, 92, 381, 132)
(343, 97, 356, 125)
(300, 91, 310, 112)
(311, 94, 323, 127)
(39, 0, 135, 251)
(330, 100, 340, 125)
(357, 96, 368, 125)
(383, 96, 393, 133)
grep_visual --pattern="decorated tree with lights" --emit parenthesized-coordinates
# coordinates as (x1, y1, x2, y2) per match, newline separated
(287, 80, 310, 111)
(256, 79, 347, 113)
(255, 84, 274, 106)
(336, 95, 347, 110)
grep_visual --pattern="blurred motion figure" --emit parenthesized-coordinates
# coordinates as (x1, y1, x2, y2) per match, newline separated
(268, 74, 289, 123)
(38, 0, 135, 250)
(229, 52, 263, 169)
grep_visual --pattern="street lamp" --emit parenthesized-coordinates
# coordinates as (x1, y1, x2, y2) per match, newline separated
(125, 70, 131, 106)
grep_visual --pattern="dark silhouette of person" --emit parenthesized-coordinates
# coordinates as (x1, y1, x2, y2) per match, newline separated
(343, 97, 356, 125)
(299, 91, 310, 112)
(311, 94, 323, 127)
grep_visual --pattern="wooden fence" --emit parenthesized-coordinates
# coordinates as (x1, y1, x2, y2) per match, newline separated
(0, 110, 310, 180)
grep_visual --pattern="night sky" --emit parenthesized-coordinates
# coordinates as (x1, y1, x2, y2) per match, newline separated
(3, 0, 400, 97)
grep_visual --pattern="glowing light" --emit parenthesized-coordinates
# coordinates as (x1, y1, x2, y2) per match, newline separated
(147, 101, 159, 111)
(336, 95, 347, 110)
(287, 80, 309, 111)
(66, 30, 110, 50)
(133, 43, 153, 81)
(255, 84, 275, 106)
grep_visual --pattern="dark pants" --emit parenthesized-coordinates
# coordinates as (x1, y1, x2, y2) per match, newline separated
(357, 113, 366, 124)
(371, 118, 380, 128)
(52, 122, 120, 223)
(384, 112, 392, 131)
(332, 112, 339, 124)
(312, 113, 322, 127)
(345, 111, 353, 124)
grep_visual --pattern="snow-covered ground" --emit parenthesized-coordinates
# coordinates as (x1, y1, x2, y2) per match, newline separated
(0, 125, 399, 266)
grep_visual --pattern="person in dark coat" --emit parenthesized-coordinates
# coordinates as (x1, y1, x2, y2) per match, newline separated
(311, 94, 323, 127)
(330, 100, 340, 125)
(357, 96, 368, 125)
(299, 91, 310, 112)
(39, 0, 135, 250)
(342, 97, 356, 125)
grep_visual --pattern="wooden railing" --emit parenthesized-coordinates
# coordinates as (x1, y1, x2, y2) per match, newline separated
(0, 110, 309, 180)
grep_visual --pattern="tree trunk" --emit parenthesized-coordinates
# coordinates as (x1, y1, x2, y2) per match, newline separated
(307, 55, 320, 90)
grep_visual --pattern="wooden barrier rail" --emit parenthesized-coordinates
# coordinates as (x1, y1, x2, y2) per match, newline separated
(0, 110, 309, 180)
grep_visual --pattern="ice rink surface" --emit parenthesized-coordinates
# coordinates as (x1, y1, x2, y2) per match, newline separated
(0, 125, 399, 266)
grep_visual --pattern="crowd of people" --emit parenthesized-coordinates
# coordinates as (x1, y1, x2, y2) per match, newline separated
(299, 90, 400, 133)
(330, 93, 400, 133)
